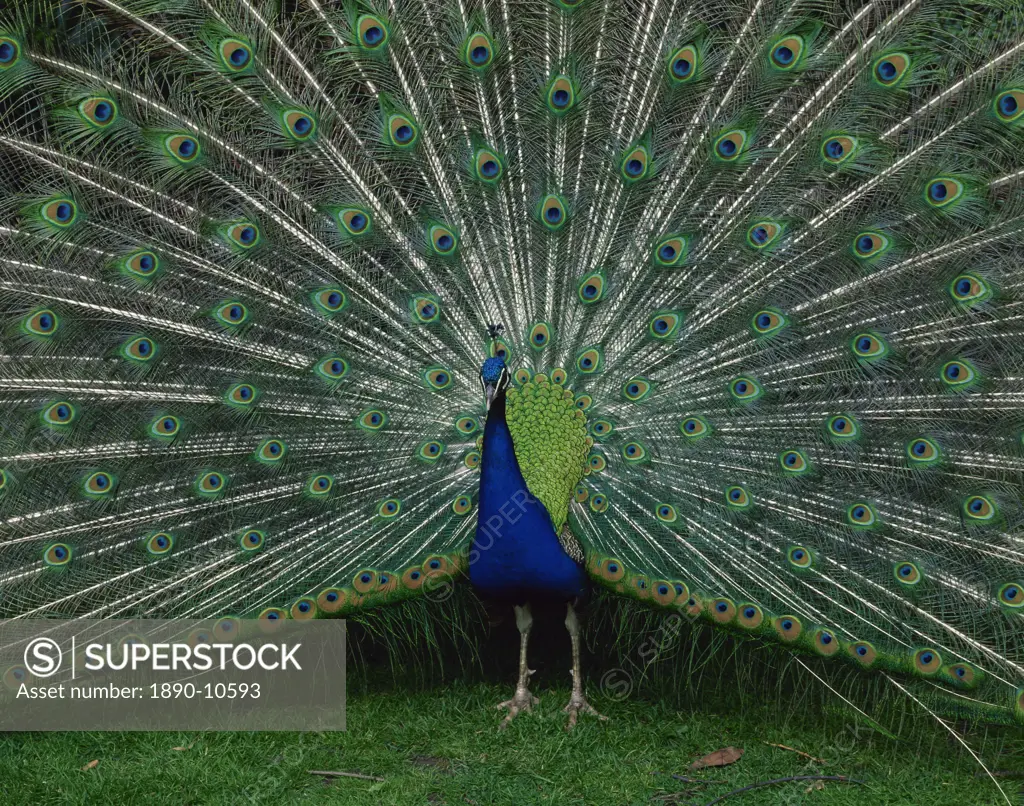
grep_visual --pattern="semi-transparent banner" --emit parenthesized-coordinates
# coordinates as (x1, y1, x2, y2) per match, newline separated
(0, 619, 345, 731)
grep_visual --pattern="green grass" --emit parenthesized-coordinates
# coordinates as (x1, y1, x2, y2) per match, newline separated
(1, 682, 1020, 805)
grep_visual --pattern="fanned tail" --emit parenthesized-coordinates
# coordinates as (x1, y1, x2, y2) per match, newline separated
(0, 0, 1021, 726)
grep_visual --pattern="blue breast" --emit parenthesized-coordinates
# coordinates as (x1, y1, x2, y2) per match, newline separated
(469, 394, 587, 602)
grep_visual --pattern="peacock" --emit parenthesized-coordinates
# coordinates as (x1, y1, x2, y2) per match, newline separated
(1, 0, 1023, 737)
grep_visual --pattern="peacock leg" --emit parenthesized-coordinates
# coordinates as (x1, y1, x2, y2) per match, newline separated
(562, 601, 607, 730)
(496, 602, 539, 728)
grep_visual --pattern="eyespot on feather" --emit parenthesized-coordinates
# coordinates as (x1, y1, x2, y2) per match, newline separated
(540, 195, 567, 230)
(290, 597, 318, 620)
(255, 438, 287, 463)
(852, 232, 889, 260)
(576, 346, 602, 374)
(940, 359, 976, 388)
(826, 414, 859, 440)
(949, 274, 991, 305)
(44, 543, 73, 567)
(429, 224, 458, 255)
(821, 135, 857, 165)
(83, 471, 117, 498)
(787, 545, 812, 569)
(906, 437, 939, 465)
(649, 311, 682, 339)
(218, 38, 252, 72)
(651, 581, 676, 606)
(547, 76, 576, 114)
(622, 442, 647, 463)
(596, 557, 626, 582)
(43, 401, 76, 427)
(387, 113, 418, 148)
(474, 147, 503, 182)
(778, 449, 810, 474)
(711, 598, 736, 624)
(577, 271, 605, 304)
(998, 582, 1024, 609)
(813, 628, 840, 656)
(121, 336, 157, 363)
(847, 641, 877, 667)
(737, 604, 763, 630)
(338, 207, 371, 237)
(746, 221, 780, 249)
(668, 45, 697, 83)
(357, 14, 389, 50)
(620, 145, 650, 181)
(729, 376, 762, 402)
(123, 250, 160, 279)
(464, 32, 494, 69)
(924, 177, 964, 209)
(0, 36, 21, 70)
(873, 52, 910, 87)
(622, 378, 652, 402)
(768, 35, 804, 70)
(225, 383, 258, 407)
(725, 485, 751, 509)
(41, 198, 78, 228)
(680, 416, 710, 439)
(378, 498, 401, 518)
(423, 366, 453, 390)
(773, 615, 802, 642)
(358, 409, 387, 431)
(846, 502, 877, 528)
(913, 648, 942, 676)
(316, 356, 349, 383)
(751, 309, 787, 336)
(713, 130, 747, 162)
(313, 288, 347, 315)
(239, 529, 265, 552)
(164, 134, 200, 164)
(194, 470, 227, 497)
(962, 494, 996, 522)
(307, 474, 334, 496)
(78, 96, 118, 128)
(851, 332, 887, 361)
(655, 503, 676, 522)
(653, 235, 687, 267)
(224, 222, 260, 249)
(257, 608, 287, 626)
(994, 89, 1024, 122)
(942, 662, 980, 689)
(417, 440, 445, 462)
(214, 301, 249, 327)
(893, 561, 922, 586)
(144, 531, 175, 556)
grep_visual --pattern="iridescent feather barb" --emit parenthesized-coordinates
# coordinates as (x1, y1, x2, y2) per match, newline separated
(0, 0, 1022, 731)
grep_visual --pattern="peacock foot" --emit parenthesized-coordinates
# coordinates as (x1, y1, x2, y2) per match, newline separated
(496, 684, 539, 729)
(562, 691, 607, 730)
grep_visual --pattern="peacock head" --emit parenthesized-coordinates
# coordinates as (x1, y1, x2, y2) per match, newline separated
(480, 356, 509, 412)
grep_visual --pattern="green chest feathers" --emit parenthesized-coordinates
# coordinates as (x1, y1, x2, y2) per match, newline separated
(504, 370, 592, 530)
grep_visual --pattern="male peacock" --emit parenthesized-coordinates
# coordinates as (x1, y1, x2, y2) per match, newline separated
(1, 0, 1023, 735)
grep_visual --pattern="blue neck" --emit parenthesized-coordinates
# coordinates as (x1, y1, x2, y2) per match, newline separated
(468, 388, 587, 602)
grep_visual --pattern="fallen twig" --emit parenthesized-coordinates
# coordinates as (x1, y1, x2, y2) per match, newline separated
(651, 771, 725, 785)
(307, 770, 384, 782)
(702, 775, 864, 805)
(762, 742, 827, 764)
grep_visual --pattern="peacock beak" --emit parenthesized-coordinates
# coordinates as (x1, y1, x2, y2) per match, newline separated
(484, 381, 498, 412)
